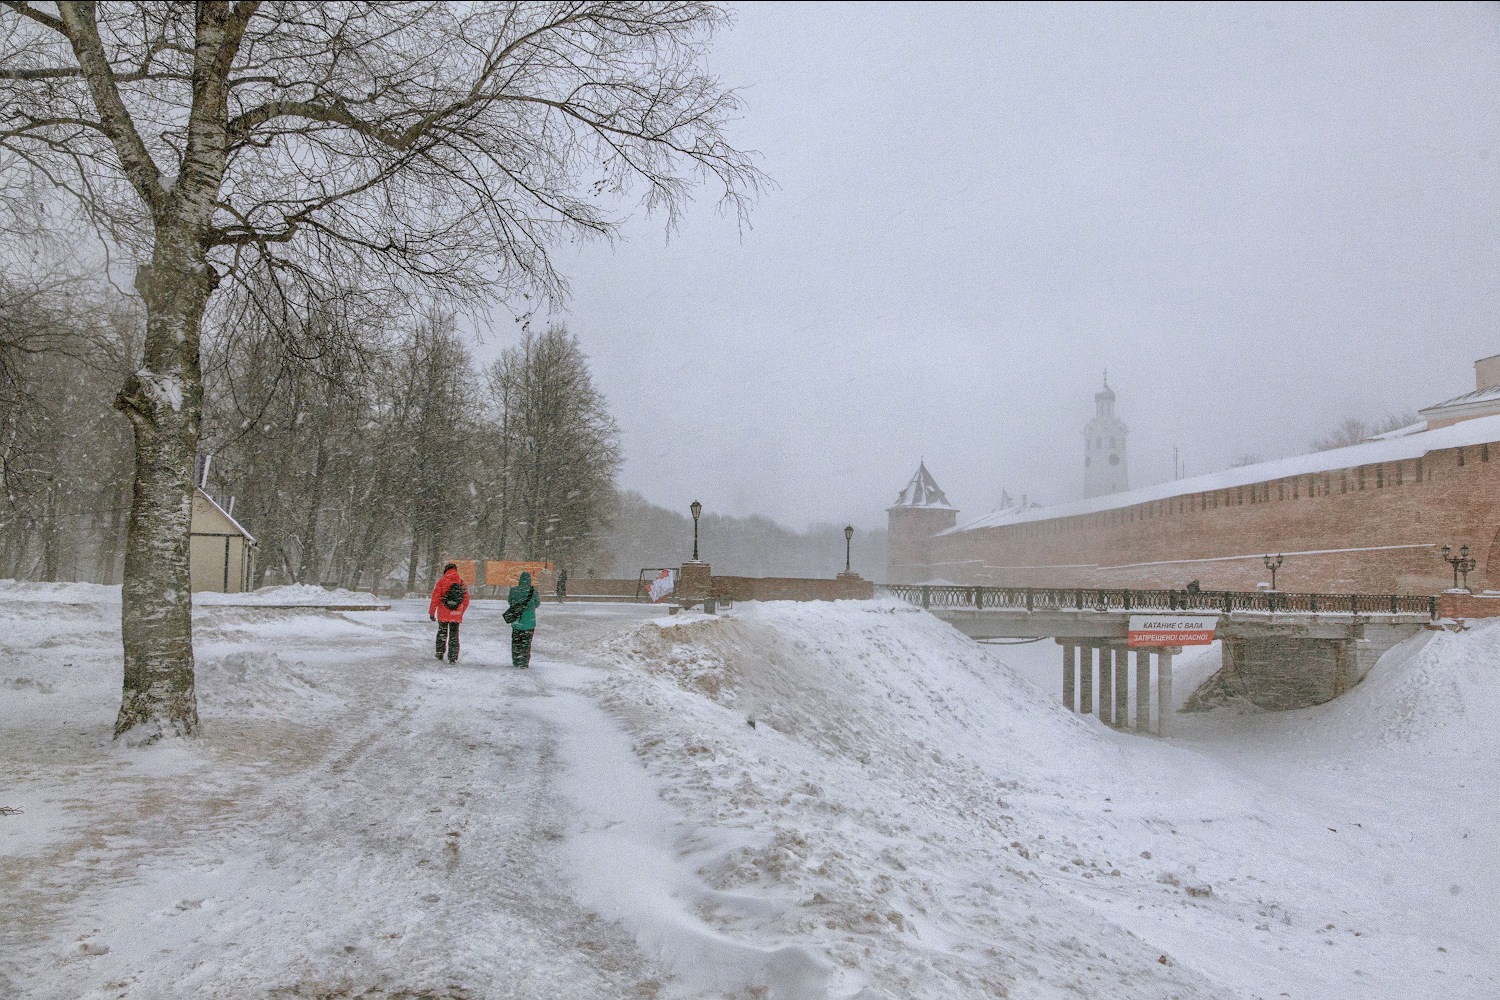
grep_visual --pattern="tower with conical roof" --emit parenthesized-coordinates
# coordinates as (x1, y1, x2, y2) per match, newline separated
(1083, 374, 1128, 498)
(886, 461, 959, 582)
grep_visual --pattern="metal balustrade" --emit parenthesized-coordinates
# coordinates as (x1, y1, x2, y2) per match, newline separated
(879, 583, 1437, 618)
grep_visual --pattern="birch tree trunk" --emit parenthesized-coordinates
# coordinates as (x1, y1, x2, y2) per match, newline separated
(112, 248, 215, 739)
(76, 1, 239, 740)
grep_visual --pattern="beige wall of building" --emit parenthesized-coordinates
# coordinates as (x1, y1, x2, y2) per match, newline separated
(189, 490, 256, 593)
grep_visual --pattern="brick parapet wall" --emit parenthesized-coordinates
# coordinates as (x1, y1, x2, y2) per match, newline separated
(566, 578, 642, 597)
(710, 574, 874, 602)
(902, 442, 1500, 594)
(563, 572, 875, 602)
(1436, 591, 1500, 620)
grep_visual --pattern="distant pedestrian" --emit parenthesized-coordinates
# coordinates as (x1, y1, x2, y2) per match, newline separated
(429, 562, 470, 663)
(505, 570, 541, 668)
(555, 568, 568, 603)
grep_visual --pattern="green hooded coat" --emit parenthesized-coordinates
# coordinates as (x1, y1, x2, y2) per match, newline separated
(507, 572, 540, 630)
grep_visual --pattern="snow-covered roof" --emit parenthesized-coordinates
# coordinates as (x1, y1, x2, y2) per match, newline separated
(1425, 383, 1500, 409)
(196, 488, 256, 544)
(947, 412, 1500, 534)
(1364, 420, 1427, 442)
(974, 495, 1044, 527)
(1419, 384, 1500, 423)
(890, 462, 954, 510)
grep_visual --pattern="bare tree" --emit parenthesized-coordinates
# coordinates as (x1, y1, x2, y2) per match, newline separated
(391, 311, 474, 592)
(1309, 412, 1419, 452)
(0, 274, 136, 582)
(483, 323, 620, 570)
(0, 2, 760, 741)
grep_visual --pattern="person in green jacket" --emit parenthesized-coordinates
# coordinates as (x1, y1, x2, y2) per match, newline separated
(506, 571, 541, 668)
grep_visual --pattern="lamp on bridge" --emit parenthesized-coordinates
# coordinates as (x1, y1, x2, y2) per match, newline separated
(1263, 554, 1283, 591)
(1441, 544, 1477, 591)
(690, 500, 702, 562)
(844, 525, 854, 574)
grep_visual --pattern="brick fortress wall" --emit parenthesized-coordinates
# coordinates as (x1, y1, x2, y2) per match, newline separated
(887, 506, 956, 582)
(911, 442, 1500, 594)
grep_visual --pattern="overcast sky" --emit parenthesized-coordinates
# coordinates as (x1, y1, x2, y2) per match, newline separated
(480, 2, 1500, 533)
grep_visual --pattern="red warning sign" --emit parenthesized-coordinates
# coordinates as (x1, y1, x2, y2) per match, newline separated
(1127, 614, 1219, 648)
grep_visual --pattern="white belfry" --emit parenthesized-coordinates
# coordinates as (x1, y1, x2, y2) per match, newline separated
(1083, 374, 1129, 499)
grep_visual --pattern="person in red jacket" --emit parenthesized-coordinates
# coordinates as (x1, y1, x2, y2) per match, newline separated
(428, 562, 471, 663)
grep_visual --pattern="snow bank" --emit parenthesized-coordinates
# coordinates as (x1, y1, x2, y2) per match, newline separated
(581, 599, 1218, 998)
(194, 583, 382, 606)
(1307, 620, 1500, 750)
(0, 579, 120, 603)
(194, 651, 345, 720)
(0, 580, 381, 607)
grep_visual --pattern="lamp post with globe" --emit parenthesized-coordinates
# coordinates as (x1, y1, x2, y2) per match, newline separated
(690, 500, 702, 562)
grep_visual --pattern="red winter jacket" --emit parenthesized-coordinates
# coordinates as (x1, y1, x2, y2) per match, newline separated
(429, 568, 471, 623)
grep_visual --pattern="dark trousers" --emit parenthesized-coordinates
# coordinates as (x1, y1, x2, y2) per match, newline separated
(511, 627, 534, 667)
(436, 621, 459, 662)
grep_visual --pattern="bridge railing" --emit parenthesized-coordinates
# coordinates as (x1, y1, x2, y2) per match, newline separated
(877, 584, 1437, 618)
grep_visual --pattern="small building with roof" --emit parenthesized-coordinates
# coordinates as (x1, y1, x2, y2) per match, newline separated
(189, 488, 256, 593)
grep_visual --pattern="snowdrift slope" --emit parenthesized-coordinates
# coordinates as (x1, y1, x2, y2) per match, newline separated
(576, 600, 1499, 999)
(576, 601, 1222, 997)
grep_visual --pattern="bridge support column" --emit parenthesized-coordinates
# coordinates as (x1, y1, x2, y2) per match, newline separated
(1062, 643, 1076, 711)
(1134, 649, 1149, 733)
(1080, 644, 1093, 715)
(1158, 649, 1174, 737)
(1113, 646, 1128, 728)
(1098, 646, 1111, 724)
(1098, 644, 1110, 722)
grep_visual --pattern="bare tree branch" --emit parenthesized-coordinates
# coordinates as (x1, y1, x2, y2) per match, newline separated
(54, 1, 167, 214)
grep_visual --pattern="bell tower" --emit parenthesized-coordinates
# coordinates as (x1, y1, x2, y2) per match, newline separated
(1083, 375, 1128, 499)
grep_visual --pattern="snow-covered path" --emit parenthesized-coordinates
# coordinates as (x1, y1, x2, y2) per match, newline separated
(3, 597, 685, 997)
(3, 586, 1498, 998)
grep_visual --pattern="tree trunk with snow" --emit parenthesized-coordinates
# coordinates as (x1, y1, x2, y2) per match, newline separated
(112, 247, 216, 739)
(62, 0, 241, 741)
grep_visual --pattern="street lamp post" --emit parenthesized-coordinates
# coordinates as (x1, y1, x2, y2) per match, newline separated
(1441, 544, 1477, 591)
(844, 525, 854, 574)
(690, 500, 702, 562)
(1263, 554, 1283, 591)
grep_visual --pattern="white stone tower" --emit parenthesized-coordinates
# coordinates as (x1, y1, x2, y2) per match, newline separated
(1083, 375, 1128, 499)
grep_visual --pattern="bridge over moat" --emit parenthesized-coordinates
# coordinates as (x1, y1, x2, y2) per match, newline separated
(879, 584, 1437, 735)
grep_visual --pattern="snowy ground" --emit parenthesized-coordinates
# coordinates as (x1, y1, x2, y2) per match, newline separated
(2, 586, 1497, 998)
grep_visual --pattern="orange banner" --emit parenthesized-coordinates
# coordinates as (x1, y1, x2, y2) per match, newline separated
(441, 559, 477, 586)
(484, 560, 551, 587)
